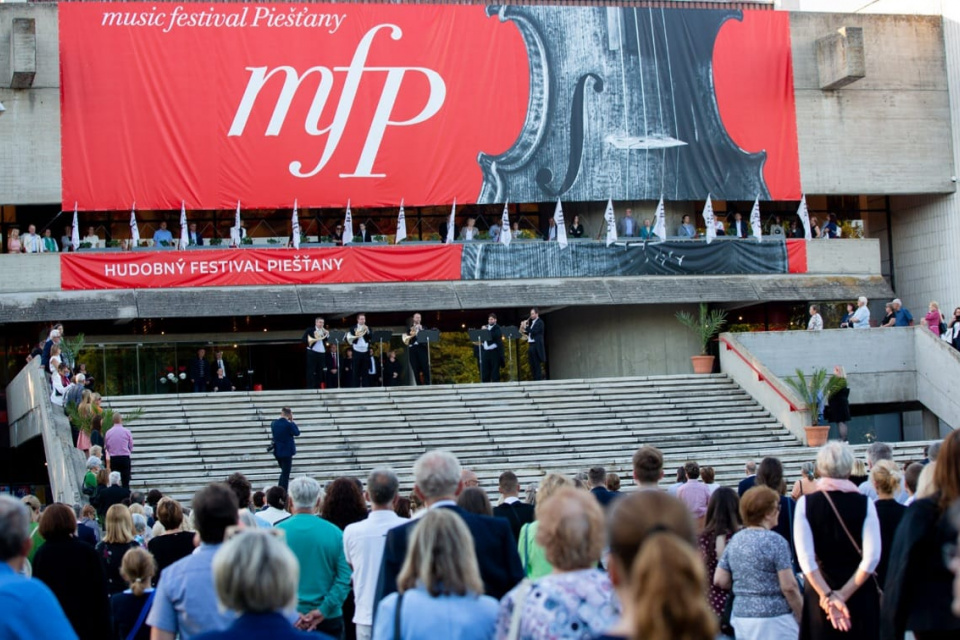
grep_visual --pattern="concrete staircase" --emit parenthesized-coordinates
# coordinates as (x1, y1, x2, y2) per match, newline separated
(103, 374, 929, 503)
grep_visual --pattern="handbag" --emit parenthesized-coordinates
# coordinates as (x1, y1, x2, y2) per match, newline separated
(820, 492, 883, 601)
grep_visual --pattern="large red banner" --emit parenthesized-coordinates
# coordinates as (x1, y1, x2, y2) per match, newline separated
(60, 245, 463, 290)
(59, 3, 800, 209)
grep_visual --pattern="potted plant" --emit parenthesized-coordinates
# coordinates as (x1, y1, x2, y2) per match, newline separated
(675, 303, 727, 374)
(209, 237, 224, 246)
(782, 368, 846, 447)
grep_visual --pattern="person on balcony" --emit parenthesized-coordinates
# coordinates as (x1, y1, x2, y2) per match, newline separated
(851, 297, 871, 329)
(617, 208, 638, 238)
(808, 305, 824, 331)
(153, 221, 174, 248)
(728, 212, 749, 238)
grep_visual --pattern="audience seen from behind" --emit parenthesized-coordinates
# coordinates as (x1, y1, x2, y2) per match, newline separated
(677, 460, 711, 528)
(716, 486, 802, 639)
(147, 483, 240, 640)
(147, 497, 197, 581)
(0, 495, 78, 639)
(497, 487, 619, 639)
(602, 490, 716, 640)
(492, 471, 536, 542)
(457, 486, 494, 517)
(698, 487, 742, 626)
(32, 502, 111, 639)
(794, 441, 881, 638)
(882, 429, 960, 639)
(111, 547, 156, 640)
(517, 472, 576, 579)
(97, 503, 140, 595)
(373, 509, 498, 640)
(870, 460, 906, 586)
(755, 456, 796, 556)
(194, 529, 321, 640)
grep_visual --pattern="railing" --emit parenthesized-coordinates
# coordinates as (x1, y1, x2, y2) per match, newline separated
(719, 335, 799, 412)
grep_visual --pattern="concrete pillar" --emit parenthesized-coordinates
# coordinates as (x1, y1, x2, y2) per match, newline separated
(816, 27, 866, 91)
(921, 408, 941, 440)
(10, 18, 36, 89)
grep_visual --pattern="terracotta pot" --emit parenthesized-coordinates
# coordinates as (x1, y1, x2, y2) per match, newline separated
(805, 425, 830, 447)
(691, 355, 715, 374)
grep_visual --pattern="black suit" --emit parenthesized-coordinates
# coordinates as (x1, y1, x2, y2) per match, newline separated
(590, 486, 618, 506)
(492, 500, 535, 542)
(271, 417, 300, 490)
(376, 505, 523, 606)
(480, 324, 504, 383)
(188, 357, 209, 392)
(406, 324, 430, 385)
(526, 317, 546, 381)
(728, 220, 749, 238)
(188, 231, 204, 246)
(738, 475, 756, 497)
(303, 326, 328, 389)
(350, 327, 373, 387)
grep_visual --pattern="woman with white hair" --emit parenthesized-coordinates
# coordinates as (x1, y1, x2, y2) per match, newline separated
(794, 441, 881, 638)
(373, 509, 498, 640)
(193, 529, 315, 639)
(851, 297, 871, 329)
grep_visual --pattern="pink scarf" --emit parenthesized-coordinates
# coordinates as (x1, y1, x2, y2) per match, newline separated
(817, 477, 860, 493)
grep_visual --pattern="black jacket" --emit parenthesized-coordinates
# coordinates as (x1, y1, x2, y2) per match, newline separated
(33, 536, 112, 640)
(492, 501, 535, 542)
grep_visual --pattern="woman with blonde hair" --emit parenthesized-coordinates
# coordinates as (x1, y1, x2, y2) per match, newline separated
(7, 227, 22, 253)
(111, 547, 157, 640)
(517, 472, 575, 578)
(924, 301, 944, 335)
(601, 490, 716, 640)
(870, 460, 905, 586)
(373, 509, 498, 640)
(498, 488, 619, 639)
(96, 503, 139, 594)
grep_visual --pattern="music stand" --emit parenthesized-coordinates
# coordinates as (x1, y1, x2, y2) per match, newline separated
(417, 329, 441, 382)
(370, 331, 393, 387)
(467, 328, 492, 383)
(328, 330, 347, 389)
(501, 326, 521, 382)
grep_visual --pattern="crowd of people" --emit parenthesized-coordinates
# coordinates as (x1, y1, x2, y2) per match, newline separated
(2, 435, 959, 640)
(819, 297, 960, 350)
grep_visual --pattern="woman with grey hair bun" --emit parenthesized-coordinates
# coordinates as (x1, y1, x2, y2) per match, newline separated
(793, 441, 881, 638)
(193, 529, 315, 640)
(791, 461, 818, 500)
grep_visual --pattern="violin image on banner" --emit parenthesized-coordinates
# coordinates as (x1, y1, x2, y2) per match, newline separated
(477, 6, 767, 203)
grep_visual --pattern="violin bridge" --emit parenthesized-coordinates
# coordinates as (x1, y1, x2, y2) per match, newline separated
(605, 134, 688, 150)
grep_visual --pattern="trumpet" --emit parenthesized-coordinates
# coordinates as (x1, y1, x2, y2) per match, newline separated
(345, 325, 369, 345)
(519, 319, 530, 336)
(307, 328, 330, 346)
(401, 323, 422, 346)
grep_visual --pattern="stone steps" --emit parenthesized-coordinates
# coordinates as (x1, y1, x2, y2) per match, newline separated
(102, 375, 929, 504)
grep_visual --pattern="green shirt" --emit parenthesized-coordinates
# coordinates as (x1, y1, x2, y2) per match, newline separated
(84, 471, 97, 491)
(277, 514, 352, 618)
(27, 522, 44, 563)
(518, 521, 552, 580)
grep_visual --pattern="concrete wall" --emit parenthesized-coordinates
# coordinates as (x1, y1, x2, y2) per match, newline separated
(805, 239, 880, 274)
(733, 327, 918, 405)
(791, 12, 955, 195)
(913, 325, 960, 430)
(547, 304, 703, 379)
(884, 4, 960, 320)
(7, 361, 85, 504)
(0, 5, 60, 205)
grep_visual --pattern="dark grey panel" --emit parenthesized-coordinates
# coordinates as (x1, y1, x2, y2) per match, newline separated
(135, 287, 301, 318)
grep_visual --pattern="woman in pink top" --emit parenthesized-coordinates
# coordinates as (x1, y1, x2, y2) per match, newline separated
(7, 228, 22, 253)
(925, 301, 944, 335)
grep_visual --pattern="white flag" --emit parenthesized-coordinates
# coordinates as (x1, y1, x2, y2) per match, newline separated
(553, 199, 568, 249)
(292, 199, 301, 250)
(179, 201, 189, 249)
(71, 203, 80, 251)
(344, 200, 354, 245)
(500, 201, 511, 247)
(797, 194, 811, 240)
(231, 201, 242, 247)
(395, 199, 407, 244)
(652, 196, 666, 240)
(750, 195, 762, 241)
(604, 198, 618, 246)
(130, 203, 140, 245)
(446, 200, 456, 244)
(702, 194, 716, 245)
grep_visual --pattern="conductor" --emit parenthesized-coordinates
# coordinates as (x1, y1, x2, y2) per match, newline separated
(270, 407, 299, 490)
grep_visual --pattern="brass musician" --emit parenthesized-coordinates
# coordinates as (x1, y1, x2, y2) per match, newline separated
(406, 312, 431, 385)
(303, 317, 330, 389)
(347, 313, 374, 387)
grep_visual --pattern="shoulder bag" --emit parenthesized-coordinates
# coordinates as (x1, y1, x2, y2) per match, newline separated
(820, 492, 883, 602)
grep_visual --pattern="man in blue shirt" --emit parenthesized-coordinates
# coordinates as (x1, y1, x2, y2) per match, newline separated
(153, 220, 174, 248)
(0, 495, 78, 640)
(147, 483, 239, 640)
(892, 298, 914, 326)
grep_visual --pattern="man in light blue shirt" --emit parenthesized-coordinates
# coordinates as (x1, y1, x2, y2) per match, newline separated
(153, 221, 174, 248)
(0, 495, 78, 640)
(852, 296, 871, 329)
(147, 483, 239, 640)
(858, 442, 911, 504)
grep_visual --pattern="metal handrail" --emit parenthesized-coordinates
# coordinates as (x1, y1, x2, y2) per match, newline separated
(719, 336, 800, 412)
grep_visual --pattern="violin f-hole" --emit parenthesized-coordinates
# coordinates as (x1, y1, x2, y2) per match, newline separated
(536, 72, 604, 198)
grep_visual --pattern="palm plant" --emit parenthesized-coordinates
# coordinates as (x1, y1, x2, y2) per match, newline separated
(782, 368, 846, 426)
(675, 303, 728, 355)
